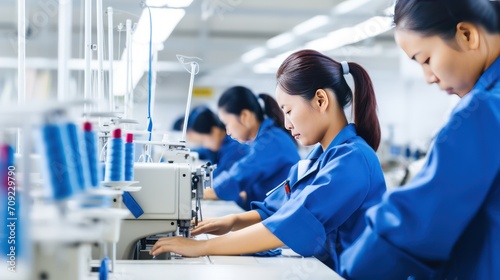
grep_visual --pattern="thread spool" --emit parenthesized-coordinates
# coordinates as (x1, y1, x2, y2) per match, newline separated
(1, 144, 15, 256)
(83, 122, 100, 187)
(104, 129, 124, 182)
(66, 123, 91, 190)
(38, 124, 77, 200)
(124, 133, 134, 181)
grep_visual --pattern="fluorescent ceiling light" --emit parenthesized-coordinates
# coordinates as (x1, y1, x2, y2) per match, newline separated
(384, 3, 395, 15)
(266, 32, 294, 49)
(333, 0, 371, 15)
(241, 47, 266, 63)
(252, 49, 300, 74)
(146, 0, 193, 8)
(293, 15, 330, 35)
(253, 59, 279, 74)
(305, 27, 352, 52)
(305, 16, 393, 52)
(114, 7, 186, 95)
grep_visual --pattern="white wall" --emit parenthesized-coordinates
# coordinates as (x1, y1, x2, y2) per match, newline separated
(375, 76, 459, 149)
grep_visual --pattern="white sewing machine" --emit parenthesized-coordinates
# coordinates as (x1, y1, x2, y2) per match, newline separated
(114, 142, 215, 260)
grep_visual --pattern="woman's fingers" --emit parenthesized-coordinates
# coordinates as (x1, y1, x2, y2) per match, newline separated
(149, 236, 206, 257)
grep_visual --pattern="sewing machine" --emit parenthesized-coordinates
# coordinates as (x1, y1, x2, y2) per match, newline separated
(114, 142, 215, 260)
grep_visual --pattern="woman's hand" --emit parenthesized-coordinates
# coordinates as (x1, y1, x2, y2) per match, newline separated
(150, 236, 207, 257)
(191, 215, 236, 236)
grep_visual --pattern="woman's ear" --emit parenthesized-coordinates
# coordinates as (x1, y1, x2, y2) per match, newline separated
(455, 22, 480, 50)
(239, 109, 252, 127)
(314, 89, 330, 112)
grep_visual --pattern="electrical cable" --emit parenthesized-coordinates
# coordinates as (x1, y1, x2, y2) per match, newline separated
(146, 5, 154, 142)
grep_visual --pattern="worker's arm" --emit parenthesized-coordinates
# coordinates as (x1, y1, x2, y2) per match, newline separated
(203, 188, 218, 200)
(191, 210, 262, 236)
(203, 188, 247, 203)
(150, 223, 284, 257)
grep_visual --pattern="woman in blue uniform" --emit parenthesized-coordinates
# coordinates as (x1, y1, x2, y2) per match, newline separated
(203, 86, 300, 210)
(186, 105, 250, 178)
(341, 0, 500, 279)
(150, 50, 386, 272)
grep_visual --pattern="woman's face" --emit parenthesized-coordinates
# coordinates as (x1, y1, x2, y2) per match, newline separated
(395, 28, 483, 98)
(217, 109, 250, 143)
(275, 86, 320, 146)
(186, 129, 221, 152)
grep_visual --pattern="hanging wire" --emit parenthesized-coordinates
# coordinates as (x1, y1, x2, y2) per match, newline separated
(77, 0, 85, 100)
(146, 5, 154, 142)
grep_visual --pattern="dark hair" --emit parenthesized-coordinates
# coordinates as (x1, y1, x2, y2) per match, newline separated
(394, 0, 500, 40)
(217, 86, 289, 135)
(172, 116, 184, 131)
(187, 106, 225, 134)
(276, 49, 381, 151)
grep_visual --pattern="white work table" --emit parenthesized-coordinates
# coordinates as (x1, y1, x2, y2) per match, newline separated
(91, 200, 344, 280)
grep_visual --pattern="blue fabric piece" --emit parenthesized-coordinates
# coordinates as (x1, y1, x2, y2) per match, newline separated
(213, 119, 300, 210)
(341, 57, 500, 279)
(99, 257, 109, 280)
(122, 191, 144, 218)
(251, 124, 386, 271)
(243, 247, 282, 257)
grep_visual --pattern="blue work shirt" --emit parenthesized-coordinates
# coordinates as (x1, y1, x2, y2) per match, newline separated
(252, 124, 386, 271)
(341, 57, 500, 279)
(192, 147, 217, 164)
(212, 135, 250, 178)
(213, 118, 299, 210)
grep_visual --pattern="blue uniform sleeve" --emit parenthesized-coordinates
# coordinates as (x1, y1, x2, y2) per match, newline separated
(341, 92, 500, 279)
(192, 147, 217, 163)
(262, 148, 372, 258)
(213, 141, 249, 178)
(213, 132, 297, 202)
(251, 185, 289, 220)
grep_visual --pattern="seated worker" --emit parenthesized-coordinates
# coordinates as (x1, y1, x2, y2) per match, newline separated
(341, 0, 500, 278)
(171, 115, 217, 164)
(150, 50, 386, 272)
(203, 86, 300, 210)
(185, 105, 250, 178)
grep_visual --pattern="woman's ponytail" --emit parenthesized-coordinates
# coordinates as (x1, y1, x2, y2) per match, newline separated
(348, 62, 381, 151)
(493, 1, 500, 30)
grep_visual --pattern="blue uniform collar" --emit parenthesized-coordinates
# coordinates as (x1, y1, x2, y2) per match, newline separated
(325, 123, 357, 153)
(291, 124, 358, 186)
(246, 118, 275, 144)
(473, 56, 500, 92)
(256, 118, 275, 138)
(307, 123, 357, 159)
(222, 135, 232, 146)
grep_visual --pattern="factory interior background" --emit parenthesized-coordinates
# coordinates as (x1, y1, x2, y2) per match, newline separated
(0, 0, 459, 186)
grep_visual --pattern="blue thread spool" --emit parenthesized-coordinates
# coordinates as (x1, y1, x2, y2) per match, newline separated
(66, 123, 90, 191)
(1, 144, 15, 256)
(83, 122, 100, 187)
(40, 124, 76, 200)
(124, 133, 134, 181)
(104, 129, 124, 182)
